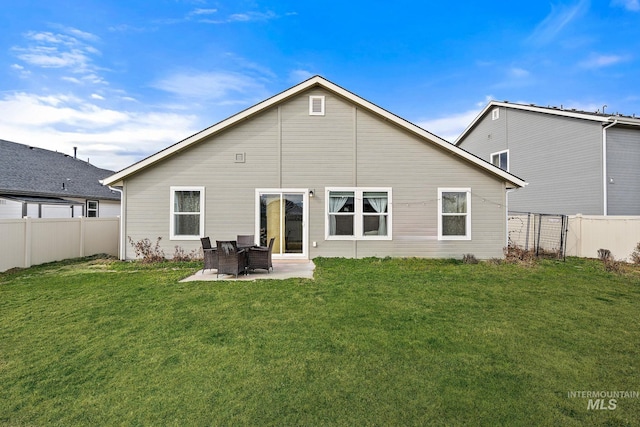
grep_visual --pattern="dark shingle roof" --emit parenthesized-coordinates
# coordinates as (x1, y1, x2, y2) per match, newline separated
(0, 139, 120, 201)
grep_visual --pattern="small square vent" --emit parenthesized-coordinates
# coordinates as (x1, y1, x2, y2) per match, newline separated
(235, 152, 246, 163)
(309, 96, 325, 116)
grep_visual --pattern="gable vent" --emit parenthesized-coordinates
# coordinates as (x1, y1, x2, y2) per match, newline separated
(309, 96, 325, 116)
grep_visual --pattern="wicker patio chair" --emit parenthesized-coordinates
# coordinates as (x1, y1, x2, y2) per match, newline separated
(216, 240, 247, 278)
(200, 237, 218, 273)
(248, 237, 275, 273)
(236, 234, 255, 249)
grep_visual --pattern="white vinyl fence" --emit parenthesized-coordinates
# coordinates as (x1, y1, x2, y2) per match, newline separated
(566, 214, 640, 262)
(0, 217, 119, 272)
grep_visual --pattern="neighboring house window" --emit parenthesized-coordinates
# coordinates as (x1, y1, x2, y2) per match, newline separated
(326, 188, 392, 240)
(438, 188, 471, 240)
(86, 200, 98, 217)
(490, 150, 509, 171)
(170, 186, 205, 240)
(309, 96, 325, 116)
(491, 108, 500, 120)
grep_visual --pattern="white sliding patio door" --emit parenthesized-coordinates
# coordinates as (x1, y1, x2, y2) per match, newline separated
(256, 189, 309, 259)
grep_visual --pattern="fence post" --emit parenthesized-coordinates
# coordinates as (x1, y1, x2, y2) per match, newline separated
(574, 214, 582, 258)
(79, 217, 85, 257)
(23, 216, 32, 269)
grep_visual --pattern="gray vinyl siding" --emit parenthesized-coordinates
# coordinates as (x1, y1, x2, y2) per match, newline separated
(460, 108, 604, 215)
(457, 107, 509, 158)
(123, 88, 509, 259)
(607, 127, 640, 215)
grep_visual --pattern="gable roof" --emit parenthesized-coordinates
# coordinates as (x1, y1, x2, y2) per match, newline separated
(0, 139, 120, 201)
(102, 76, 526, 189)
(455, 101, 640, 146)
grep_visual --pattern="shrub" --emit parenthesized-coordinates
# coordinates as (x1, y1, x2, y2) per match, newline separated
(172, 246, 202, 262)
(128, 237, 165, 263)
(504, 246, 537, 265)
(597, 248, 613, 262)
(462, 254, 479, 264)
(630, 242, 640, 265)
(597, 248, 626, 273)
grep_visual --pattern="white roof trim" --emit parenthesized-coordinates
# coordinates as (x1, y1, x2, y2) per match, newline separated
(102, 76, 526, 189)
(455, 101, 640, 146)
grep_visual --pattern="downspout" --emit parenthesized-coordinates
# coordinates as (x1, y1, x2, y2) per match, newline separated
(602, 120, 618, 216)
(108, 186, 125, 260)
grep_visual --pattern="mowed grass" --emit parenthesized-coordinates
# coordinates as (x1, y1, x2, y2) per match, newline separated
(1, 256, 639, 426)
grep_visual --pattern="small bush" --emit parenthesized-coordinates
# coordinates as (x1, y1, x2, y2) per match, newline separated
(603, 257, 625, 274)
(630, 242, 640, 265)
(504, 246, 537, 265)
(128, 237, 166, 263)
(597, 248, 613, 262)
(172, 246, 202, 262)
(462, 254, 479, 264)
(596, 248, 626, 274)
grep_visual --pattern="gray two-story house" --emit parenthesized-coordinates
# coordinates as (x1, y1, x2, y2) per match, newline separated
(456, 102, 640, 215)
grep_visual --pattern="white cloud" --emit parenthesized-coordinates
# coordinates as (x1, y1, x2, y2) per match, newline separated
(12, 29, 102, 76)
(151, 70, 268, 101)
(289, 69, 315, 83)
(611, 0, 640, 11)
(415, 108, 485, 143)
(579, 53, 629, 68)
(510, 67, 530, 78)
(0, 91, 200, 170)
(91, 93, 105, 100)
(199, 10, 277, 24)
(189, 8, 218, 16)
(527, 0, 589, 45)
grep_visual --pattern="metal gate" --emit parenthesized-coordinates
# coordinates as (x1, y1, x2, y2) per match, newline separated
(508, 211, 568, 259)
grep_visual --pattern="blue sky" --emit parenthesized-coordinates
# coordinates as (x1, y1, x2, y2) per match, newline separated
(1, 0, 639, 171)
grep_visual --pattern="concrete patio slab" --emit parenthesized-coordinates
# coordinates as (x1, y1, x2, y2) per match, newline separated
(180, 259, 315, 282)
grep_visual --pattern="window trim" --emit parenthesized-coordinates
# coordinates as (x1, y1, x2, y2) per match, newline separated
(86, 200, 99, 217)
(325, 187, 392, 240)
(490, 149, 509, 171)
(491, 108, 500, 120)
(438, 188, 471, 241)
(309, 96, 325, 116)
(170, 186, 205, 240)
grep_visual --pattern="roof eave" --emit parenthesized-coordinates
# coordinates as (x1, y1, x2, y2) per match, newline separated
(455, 101, 616, 146)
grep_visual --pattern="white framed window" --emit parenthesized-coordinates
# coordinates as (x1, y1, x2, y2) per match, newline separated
(326, 187, 392, 240)
(86, 200, 98, 217)
(170, 186, 205, 240)
(309, 96, 325, 116)
(438, 188, 471, 240)
(491, 108, 500, 120)
(490, 149, 509, 171)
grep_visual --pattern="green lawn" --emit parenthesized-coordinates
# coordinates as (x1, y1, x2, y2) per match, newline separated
(1, 256, 639, 426)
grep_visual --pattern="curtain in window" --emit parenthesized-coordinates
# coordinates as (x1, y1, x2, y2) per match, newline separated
(365, 193, 388, 235)
(174, 191, 200, 235)
(175, 191, 200, 212)
(329, 194, 349, 235)
(442, 192, 467, 236)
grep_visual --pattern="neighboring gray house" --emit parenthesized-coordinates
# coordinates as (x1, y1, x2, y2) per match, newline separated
(102, 76, 525, 261)
(0, 139, 121, 219)
(456, 101, 640, 216)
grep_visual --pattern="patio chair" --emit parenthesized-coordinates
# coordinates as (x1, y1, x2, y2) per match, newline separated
(248, 237, 275, 273)
(200, 237, 218, 272)
(236, 234, 255, 249)
(216, 240, 247, 278)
